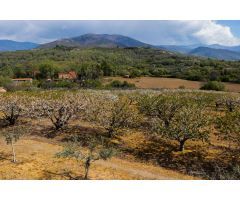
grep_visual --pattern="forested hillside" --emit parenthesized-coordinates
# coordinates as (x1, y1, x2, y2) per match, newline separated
(0, 46, 240, 83)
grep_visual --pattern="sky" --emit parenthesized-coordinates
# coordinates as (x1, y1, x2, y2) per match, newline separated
(0, 20, 239, 46)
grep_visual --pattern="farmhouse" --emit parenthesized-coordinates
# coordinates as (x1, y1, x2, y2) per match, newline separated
(58, 71, 77, 80)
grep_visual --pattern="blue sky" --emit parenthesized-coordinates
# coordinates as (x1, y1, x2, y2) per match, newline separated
(0, 20, 239, 46)
(217, 20, 240, 37)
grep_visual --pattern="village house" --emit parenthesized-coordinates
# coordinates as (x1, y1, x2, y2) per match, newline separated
(58, 71, 77, 80)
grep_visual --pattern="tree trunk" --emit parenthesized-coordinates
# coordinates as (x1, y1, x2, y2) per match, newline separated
(54, 121, 64, 130)
(9, 118, 16, 126)
(11, 140, 16, 163)
(107, 128, 114, 138)
(179, 140, 185, 152)
(164, 120, 170, 128)
(84, 158, 91, 180)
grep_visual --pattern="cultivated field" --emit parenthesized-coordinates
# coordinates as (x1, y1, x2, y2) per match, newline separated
(0, 89, 240, 180)
(0, 120, 194, 180)
(104, 77, 240, 92)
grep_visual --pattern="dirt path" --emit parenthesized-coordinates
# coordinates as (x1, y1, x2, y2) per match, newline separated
(97, 159, 174, 180)
(30, 136, 196, 180)
(0, 136, 196, 180)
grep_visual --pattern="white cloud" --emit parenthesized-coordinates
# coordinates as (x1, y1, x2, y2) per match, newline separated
(180, 20, 240, 46)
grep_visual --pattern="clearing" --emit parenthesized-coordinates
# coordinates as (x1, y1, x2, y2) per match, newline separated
(104, 77, 240, 92)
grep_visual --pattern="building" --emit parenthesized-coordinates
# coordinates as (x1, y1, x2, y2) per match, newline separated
(12, 78, 33, 84)
(58, 71, 77, 80)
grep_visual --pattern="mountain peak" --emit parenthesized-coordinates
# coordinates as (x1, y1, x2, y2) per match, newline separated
(39, 33, 152, 49)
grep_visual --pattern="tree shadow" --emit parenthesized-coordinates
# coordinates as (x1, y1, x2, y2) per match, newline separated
(42, 169, 84, 180)
(0, 118, 30, 128)
(29, 124, 63, 138)
(59, 125, 110, 146)
(29, 121, 108, 141)
(0, 152, 12, 162)
(121, 135, 239, 179)
(0, 119, 9, 128)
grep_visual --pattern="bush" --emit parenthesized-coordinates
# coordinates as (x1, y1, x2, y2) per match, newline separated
(106, 80, 136, 89)
(200, 81, 225, 91)
(81, 79, 102, 89)
(39, 80, 78, 89)
(0, 76, 12, 87)
(178, 85, 186, 89)
(129, 69, 141, 78)
(4, 82, 39, 92)
(149, 68, 167, 77)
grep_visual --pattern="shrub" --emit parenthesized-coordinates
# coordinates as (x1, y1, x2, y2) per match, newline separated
(106, 80, 136, 89)
(56, 138, 114, 180)
(39, 80, 78, 89)
(0, 76, 12, 87)
(0, 126, 25, 163)
(4, 81, 39, 92)
(129, 69, 141, 78)
(149, 68, 167, 77)
(200, 81, 225, 91)
(178, 85, 186, 89)
(81, 79, 102, 89)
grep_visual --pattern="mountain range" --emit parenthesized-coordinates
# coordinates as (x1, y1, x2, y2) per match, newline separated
(158, 44, 240, 60)
(1, 34, 240, 61)
(0, 40, 38, 51)
(188, 47, 240, 60)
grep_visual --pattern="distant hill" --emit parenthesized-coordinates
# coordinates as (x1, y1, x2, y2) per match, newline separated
(189, 47, 240, 61)
(159, 44, 240, 60)
(156, 44, 201, 54)
(207, 44, 240, 53)
(0, 40, 38, 51)
(37, 33, 240, 61)
(39, 34, 152, 49)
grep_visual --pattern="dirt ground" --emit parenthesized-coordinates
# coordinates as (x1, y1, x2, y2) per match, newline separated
(0, 118, 196, 180)
(103, 77, 240, 92)
(0, 136, 196, 180)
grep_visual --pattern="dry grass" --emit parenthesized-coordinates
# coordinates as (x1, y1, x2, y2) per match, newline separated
(0, 117, 195, 180)
(0, 114, 237, 180)
(104, 77, 240, 92)
(0, 88, 238, 180)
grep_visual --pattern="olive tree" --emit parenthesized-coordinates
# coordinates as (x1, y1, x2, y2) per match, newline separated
(87, 94, 140, 138)
(151, 102, 211, 151)
(56, 140, 113, 180)
(31, 93, 87, 131)
(0, 126, 24, 162)
(216, 110, 240, 145)
(215, 96, 240, 112)
(138, 94, 184, 128)
(138, 94, 211, 151)
(0, 95, 28, 126)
